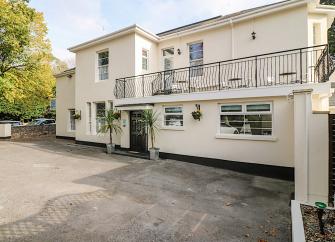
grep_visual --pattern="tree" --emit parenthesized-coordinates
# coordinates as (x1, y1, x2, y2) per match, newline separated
(0, 0, 55, 120)
(140, 109, 160, 149)
(320, 0, 335, 55)
(98, 109, 122, 145)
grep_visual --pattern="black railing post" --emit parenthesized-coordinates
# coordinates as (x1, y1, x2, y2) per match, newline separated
(255, 56, 258, 88)
(300, 49, 303, 84)
(163, 71, 166, 94)
(142, 75, 144, 97)
(188, 67, 191, 93)
(123, 78, 126, 98)
(218, 62, 221, 90)
(327, 45, 331, 81)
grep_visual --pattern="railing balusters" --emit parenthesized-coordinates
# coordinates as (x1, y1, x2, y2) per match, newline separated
(115, 45, 332, 99)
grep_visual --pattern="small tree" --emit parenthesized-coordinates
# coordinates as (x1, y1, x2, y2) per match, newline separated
(141, 109, 160, 149)
(98, 109, 122, 145)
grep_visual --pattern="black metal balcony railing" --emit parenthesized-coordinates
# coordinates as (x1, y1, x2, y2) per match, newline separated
(114, 45, 334, 99)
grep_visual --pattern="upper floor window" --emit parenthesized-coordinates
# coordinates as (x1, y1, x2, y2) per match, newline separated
(142, 49, 149, 71)
(163, 48, 174, 71)
(98, 51, 109, 80)
(189, 42, 203, 77)
(220, 103, 272, 136)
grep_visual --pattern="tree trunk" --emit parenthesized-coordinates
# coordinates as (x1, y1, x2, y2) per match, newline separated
(109, 127, 112, 145)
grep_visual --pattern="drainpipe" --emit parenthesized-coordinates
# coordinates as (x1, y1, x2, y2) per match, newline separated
(230, 19, 235, 59)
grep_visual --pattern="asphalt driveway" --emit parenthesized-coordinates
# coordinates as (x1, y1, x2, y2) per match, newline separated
(0, 138, 293, 242)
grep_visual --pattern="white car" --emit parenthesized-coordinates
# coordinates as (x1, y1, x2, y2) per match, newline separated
(220, 123, 239, 134)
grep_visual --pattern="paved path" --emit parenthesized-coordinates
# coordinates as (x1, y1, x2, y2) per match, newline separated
(0, 138, 293, 241)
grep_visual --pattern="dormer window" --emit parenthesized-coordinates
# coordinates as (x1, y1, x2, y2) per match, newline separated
(98, 51, 109, 80)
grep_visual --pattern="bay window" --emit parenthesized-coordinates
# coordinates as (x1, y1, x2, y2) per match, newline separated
(220, 103, 272, 136)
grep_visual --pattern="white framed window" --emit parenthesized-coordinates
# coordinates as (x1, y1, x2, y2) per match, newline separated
(162, 47, 174, 71)
(87, 103, 92, 133)
(98, 51, 109, 80)
(189, 42, 203, 77)
(142, 49, 149, 71)
(163, 106, 183, 127)
(96, 102, 106, 133)
(69, 109, 76, 131)
(219, 103, 272, 136)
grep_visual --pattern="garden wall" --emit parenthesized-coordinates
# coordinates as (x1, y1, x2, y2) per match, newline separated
(11, 124, 56, 139)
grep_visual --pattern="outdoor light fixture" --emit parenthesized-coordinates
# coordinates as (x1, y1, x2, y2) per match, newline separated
(177, 49, 181, 55)
(251, 31, 256, 40)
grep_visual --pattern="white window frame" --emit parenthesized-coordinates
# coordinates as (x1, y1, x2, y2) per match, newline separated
(142, 48, 149, 71)
(188, 41, 203, 77)
(217, 102, 275, 140)
(162, 47, 174, 71)
(97, 50, 109, 81)
(87, 102, 92, 134)
(95, 102, 106, 134)
(162, 105, 184, 130)
(68, 109, 76, 132)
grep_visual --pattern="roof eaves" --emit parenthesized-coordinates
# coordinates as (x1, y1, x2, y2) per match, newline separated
(54, 68, 76, 78)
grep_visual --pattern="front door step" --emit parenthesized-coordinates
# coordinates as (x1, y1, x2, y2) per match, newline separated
(113, 149, 149, 160)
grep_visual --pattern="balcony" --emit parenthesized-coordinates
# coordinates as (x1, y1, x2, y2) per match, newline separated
(114, 45, 334, 99)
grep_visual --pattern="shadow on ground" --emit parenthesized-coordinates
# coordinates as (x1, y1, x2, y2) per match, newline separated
(0, 138, 294, 242)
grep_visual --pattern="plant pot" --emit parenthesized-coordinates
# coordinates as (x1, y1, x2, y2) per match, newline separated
(106, 143, 115, 154)
(149, 148, 160, 160)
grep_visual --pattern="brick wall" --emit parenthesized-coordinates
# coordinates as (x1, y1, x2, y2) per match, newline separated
(11, 124, 56, 139)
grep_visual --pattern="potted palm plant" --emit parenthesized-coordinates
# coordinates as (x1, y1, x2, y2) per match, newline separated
(98, 109, 122, 154)
(141, 109, 160, 160)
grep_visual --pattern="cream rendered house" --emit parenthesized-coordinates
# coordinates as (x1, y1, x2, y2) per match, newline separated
(56, 0, 335, 203)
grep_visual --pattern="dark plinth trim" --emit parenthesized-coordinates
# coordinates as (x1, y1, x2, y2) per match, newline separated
(75, 140, 106, 148)
(159, 152, 294, 181)
(56, 135, 75, 140)
(0, 136, 11, 140)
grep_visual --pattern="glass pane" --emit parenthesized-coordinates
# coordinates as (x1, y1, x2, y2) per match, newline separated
(96, 103, 105, 117)
(142, 49, 148, 57)
(98, 51, 108, 59)
(220, 115, 244, 134)
(163, 48, 174, 56)
(165, 115, 183, 126)
(164, 58, 173, 70)
(246, 104, 271, 112)
(221, 105, 242, 112)
(142, 58, 148, 70)
(189, 51, 203, 61)
(245, 114, 272, 135)
(189, 42, 203, 52)
(165, 107, 182, 113)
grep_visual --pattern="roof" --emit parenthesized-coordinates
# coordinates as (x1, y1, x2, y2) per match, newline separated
(54, 68, 76, 78)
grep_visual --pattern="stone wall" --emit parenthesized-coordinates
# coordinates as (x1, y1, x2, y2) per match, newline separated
(11, 124, 56, 140)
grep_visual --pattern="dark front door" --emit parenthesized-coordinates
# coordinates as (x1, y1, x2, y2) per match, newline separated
(130, 111, 147, 152)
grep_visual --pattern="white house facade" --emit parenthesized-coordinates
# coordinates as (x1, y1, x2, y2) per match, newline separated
(56, 0, 335, 204)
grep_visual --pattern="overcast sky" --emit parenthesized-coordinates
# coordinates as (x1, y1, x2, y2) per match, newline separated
(29, 0, 281, 62)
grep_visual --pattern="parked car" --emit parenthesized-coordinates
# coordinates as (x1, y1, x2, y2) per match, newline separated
(0, 120, 22, 127)
(30, 118, 55, 126)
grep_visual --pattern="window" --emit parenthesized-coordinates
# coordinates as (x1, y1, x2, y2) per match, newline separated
(69, 109, 76, 131)
(142, 49, 149, 71)
(163, 106, 183, 127)
(87, 103, 92, 133)
(189, 42, 203, 77)
(96, 102, 106, 133)
(98, 51, 109, 80)
(163, 48, 174, 71)
(220, 103, 272, 136)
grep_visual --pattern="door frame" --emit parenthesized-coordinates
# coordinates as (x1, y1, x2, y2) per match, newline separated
(129, 110, 148, 152)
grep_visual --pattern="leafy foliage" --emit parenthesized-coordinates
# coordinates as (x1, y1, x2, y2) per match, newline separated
(0, 0, 55, 120)
(140, 109, 160, 149)
(320, 0, 335, 55)
(98, 109, 122, 144)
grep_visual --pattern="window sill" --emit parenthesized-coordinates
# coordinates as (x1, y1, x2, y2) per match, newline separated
(161, 126, 185, 131)
(215, 134, 277, 141)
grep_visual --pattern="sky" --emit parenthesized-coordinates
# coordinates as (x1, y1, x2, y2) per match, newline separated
(29, 0, 281, 63)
